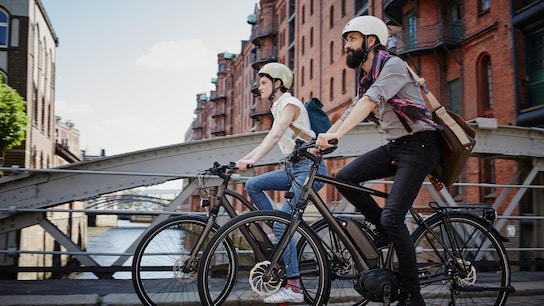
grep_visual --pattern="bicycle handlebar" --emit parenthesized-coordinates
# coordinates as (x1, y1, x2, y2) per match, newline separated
(287, 138, 338, 164)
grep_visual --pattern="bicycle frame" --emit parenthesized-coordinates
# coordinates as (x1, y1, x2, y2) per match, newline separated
(183, 165, 257, 269)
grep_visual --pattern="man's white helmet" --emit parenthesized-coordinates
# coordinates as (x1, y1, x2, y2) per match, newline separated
(258, 62, 293, 89)
(342, 15, 388, 47)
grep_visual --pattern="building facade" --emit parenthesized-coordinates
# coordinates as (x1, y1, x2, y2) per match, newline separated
(0, 0, 85, 280)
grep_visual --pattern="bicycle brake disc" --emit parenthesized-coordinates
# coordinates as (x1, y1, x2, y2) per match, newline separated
(249, 260, 284, 296)
(172, 256, 197, 283)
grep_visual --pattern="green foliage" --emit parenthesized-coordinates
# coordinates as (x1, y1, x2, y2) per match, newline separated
(0, 78, 28, 154)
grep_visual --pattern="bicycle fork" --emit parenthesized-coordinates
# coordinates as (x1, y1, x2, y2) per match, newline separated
(183, 205, 219, 272)
(262, 208, 305, 279)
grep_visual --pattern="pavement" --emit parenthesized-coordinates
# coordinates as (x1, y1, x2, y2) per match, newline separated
(0, 272, 543, 305)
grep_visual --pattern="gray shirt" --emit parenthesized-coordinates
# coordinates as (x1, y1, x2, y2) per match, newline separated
(343, 56, 436, 141)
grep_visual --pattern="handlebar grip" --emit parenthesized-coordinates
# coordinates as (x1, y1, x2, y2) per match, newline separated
(328, 138, 338, 145)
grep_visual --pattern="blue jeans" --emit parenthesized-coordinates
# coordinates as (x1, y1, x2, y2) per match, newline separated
(335, 131, 440, 292)
(245, 159, 328, 278)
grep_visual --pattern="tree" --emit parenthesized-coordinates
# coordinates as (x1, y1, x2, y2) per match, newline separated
(0, 77, 28, 164)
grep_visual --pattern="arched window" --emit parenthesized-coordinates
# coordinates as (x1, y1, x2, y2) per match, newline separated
(310, 59, 314, 80)
(477, 53, 494, 116)
(330, 41, 334, 63)
(330, 77, 334, 99)
(302, 36, 305, 55)
(342, 69, 347, 93)
(0, 10, 8, 47)
(329, 5, 334, 28)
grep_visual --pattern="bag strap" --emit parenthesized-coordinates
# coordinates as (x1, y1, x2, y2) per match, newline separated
(404, 62, 442, 111)
(289, 123, 312, 142)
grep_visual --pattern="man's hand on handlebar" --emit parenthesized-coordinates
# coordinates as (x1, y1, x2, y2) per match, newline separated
(316, 133, 339, 150)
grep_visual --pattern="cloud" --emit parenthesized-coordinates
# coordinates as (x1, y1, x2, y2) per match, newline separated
(136, 39, 216, 73)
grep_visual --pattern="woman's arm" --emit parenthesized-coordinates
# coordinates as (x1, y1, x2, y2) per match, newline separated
(236, 103, 298, 170)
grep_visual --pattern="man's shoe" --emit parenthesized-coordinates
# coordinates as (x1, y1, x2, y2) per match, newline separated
(396, 291, 425, 306)
(263, 287, 304, 304)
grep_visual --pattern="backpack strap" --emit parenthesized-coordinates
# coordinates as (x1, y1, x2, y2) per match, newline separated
(289, 123, 313, 141)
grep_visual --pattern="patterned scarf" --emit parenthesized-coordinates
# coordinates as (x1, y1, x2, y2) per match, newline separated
(358, 50, 440, 129)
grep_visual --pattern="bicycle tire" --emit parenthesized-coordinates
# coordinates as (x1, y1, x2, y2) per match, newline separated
(411, 212, 511, 306)
(197, 210, 330, 305)
(132, 215, 237, 306)
(300, 217, 371, 305)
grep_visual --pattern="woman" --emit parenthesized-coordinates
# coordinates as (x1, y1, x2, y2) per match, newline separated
(236, 62, 328, 304)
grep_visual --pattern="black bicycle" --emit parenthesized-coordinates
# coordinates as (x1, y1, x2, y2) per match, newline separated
(197, 140, 514, 305)
(131, 162, 256, 305)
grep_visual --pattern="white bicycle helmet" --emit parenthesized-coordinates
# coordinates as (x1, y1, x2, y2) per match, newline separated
(258, 62, 293, 89)
(342, 15, 388, 46)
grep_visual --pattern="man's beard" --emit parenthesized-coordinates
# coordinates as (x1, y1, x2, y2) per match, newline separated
(346, 47, 367, 69)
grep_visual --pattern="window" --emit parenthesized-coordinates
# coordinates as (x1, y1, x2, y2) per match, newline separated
(310, 59, 314, 80)
(330, 41, 334, 63)
(525, 29, 544, 110)
(302, 36, 305, 55)
(342, 69, 347, 93)
(341, 0, 346, 17)
(330, 77, 334, 100)
(310, 27, 314, 47)
(477, 54, 494, 115)
(329, 6, 334, 28)
(0, 10, 8, 47)
(448, 79, 461, 114)
(302, 6, 305, 24)
(407, 11, 417, 49)
(310, 0, 314, 15)
(355, 0, 368, 14)
(478, 0, 490, 14)
(479, 159, 495, 203)
(301, 66, 305, 86)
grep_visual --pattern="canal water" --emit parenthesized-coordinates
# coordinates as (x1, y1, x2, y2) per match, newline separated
(76, 219, 148, 279)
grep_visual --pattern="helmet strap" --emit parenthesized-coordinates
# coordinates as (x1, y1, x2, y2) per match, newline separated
(268, 80, 281, 101)
(361, 36, 379, 64)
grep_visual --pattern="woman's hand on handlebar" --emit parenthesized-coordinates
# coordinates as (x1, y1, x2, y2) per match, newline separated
(316, 132, 339, 150)
(236, 159, 254, 171)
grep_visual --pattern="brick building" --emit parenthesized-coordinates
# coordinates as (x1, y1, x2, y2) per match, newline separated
(0, 0, 85, 280)
(186, 1, 544, 267)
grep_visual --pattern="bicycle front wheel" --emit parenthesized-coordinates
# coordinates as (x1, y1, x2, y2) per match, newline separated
(132, 215, 237, 306)
(411, 212, 511, 306)
(198, 210, 330, 305)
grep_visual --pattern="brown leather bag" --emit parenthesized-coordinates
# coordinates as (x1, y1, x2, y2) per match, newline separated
(405, 63, 477, 191)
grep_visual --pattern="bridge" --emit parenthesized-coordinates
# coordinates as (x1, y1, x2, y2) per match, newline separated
(0, 120, 543, 277)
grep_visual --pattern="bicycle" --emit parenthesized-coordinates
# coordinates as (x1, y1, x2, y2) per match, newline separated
(197, 139, 515, 305)
(131, 162, 256, 305)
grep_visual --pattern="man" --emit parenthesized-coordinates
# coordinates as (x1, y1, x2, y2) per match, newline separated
(317, 15, 441, 306)
(237, 62, 328, 303)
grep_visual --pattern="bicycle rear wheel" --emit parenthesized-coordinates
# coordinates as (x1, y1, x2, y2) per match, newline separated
(132, 215, 237, 306)
(197, 210, 330, 305)
(411, 212, 511, 306)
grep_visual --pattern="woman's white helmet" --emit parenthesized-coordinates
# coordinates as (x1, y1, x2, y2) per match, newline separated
(258, 62, 293, 89)
(342, 15, 388, 47)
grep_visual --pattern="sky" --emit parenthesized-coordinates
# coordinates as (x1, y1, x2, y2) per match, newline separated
(41, 0, 256, 156)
